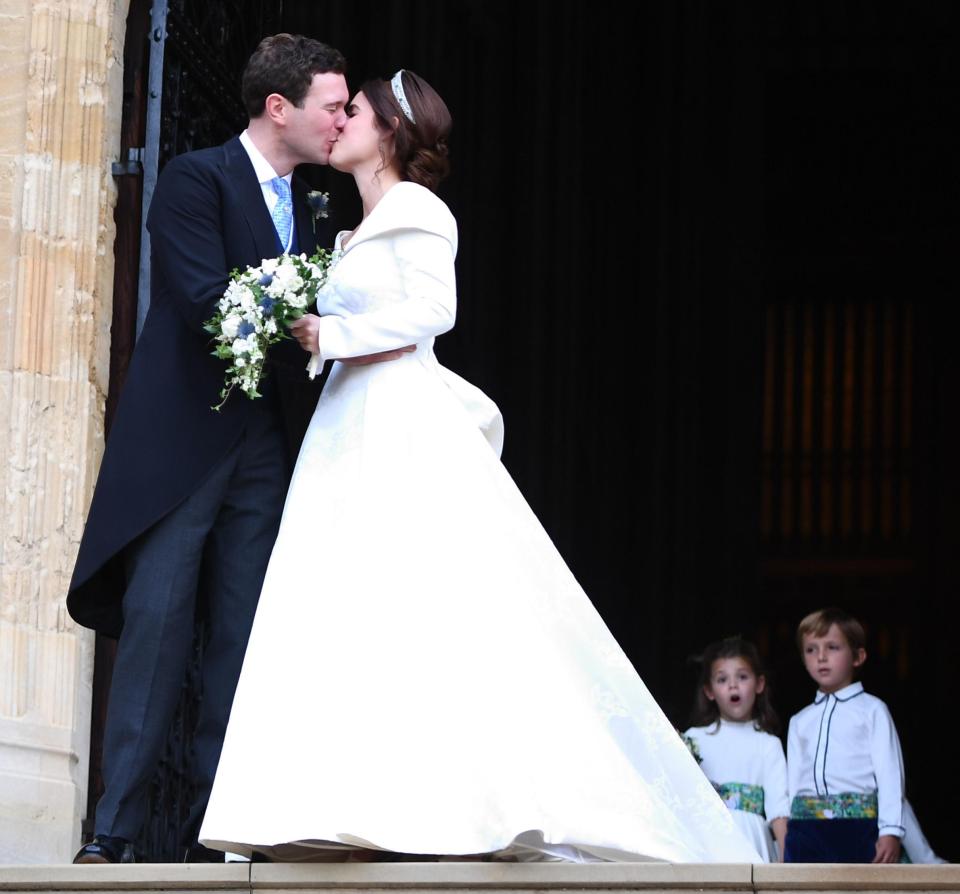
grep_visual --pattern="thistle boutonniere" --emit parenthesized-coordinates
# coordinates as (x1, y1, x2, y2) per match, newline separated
(306, 190, 330, 233)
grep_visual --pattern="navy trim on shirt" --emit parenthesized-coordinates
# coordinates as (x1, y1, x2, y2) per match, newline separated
(812, 687, 867, 797)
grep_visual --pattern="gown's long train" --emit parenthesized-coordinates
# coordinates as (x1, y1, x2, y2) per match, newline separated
(198, 183, 760, 864)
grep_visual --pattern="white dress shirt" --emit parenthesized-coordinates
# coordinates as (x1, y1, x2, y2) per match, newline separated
(787, 681, 905, 838)
(239, 130, 293, 252)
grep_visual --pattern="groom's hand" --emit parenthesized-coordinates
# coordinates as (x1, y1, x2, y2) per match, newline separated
(340, 346, 416, 366)
(289, 314, 415, 365)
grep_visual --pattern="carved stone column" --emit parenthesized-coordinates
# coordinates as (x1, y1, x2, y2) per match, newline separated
(0, 0, 128, 863)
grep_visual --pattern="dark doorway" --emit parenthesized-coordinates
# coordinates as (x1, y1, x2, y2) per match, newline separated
(282, 1, 960, 862)
(93, 0, 960, 862)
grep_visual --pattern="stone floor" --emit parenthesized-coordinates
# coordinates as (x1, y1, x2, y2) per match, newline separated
(1, 863, 958, 894)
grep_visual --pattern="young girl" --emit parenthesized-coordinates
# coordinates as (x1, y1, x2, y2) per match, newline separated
(683, 636, 790, 862)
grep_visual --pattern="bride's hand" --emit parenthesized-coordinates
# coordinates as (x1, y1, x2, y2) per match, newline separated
(289, 314, 321, 353)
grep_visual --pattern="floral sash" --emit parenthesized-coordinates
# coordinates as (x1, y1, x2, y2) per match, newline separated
(715, 782, 765, 817)
(790, 791, 878, 820)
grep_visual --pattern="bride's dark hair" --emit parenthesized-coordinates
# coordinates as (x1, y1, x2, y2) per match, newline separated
(361, 70, 451, 193)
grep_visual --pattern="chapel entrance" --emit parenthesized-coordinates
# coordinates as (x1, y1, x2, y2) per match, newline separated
(90, 1, 959, 862)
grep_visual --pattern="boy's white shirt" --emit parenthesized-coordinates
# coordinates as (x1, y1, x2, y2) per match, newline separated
(787, 681, 906, 838)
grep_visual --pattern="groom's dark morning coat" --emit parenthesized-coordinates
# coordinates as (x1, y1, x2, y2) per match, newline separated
(67, 137, 329, 638)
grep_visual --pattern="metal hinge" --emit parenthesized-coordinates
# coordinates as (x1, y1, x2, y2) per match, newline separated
(112, 147, 145, 177)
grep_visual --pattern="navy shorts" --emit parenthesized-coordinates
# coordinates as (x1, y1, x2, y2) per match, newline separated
(784, 818, 878, 863)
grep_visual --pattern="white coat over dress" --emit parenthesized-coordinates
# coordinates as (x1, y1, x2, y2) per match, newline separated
(199, 181, 761, 864)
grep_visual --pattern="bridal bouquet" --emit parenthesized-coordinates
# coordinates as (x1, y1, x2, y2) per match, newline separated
(204, 250, 332, 411)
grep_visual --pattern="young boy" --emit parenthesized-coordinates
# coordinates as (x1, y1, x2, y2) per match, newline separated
(785, 607, 905, 863)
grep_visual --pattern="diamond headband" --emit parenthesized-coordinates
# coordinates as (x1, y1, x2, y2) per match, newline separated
(391, 70, 415, 124)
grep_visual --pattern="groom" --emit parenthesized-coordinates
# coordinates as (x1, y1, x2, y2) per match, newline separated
(69, 34, 400, 863)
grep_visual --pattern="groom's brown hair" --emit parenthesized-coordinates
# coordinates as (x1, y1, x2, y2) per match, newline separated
(242, 33, 346, 118)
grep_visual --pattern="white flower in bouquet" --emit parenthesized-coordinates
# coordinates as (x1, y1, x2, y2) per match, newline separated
(274, 260, 300, 284)
(265, 279, 286, 299)
(285, 289, 308, 310)
(220, 313, 242, 339)
(238, 287, 257, 312)
(203, 248, 333, 411)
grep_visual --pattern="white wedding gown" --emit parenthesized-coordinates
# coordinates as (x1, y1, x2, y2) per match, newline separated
(198, 182, 760, 863)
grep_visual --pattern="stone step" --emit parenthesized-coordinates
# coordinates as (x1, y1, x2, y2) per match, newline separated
(1, 863, 959, 894)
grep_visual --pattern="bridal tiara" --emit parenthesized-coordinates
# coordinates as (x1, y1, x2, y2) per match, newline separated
(391, 70, 416, 124)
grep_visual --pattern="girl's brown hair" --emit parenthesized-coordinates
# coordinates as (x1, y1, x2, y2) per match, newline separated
(688, 635, 780, 735)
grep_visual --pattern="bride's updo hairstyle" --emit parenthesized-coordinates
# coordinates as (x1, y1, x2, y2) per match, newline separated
(361, 70, 451, 193)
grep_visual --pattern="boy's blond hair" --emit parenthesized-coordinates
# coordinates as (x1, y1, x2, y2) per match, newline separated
(796, 606, 866, 653)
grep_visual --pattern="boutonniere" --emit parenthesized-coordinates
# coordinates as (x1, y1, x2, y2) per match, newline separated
(306, 190, 330, 233)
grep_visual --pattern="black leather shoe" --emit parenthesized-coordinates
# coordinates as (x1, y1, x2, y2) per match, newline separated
(182, 843, 225, 863)
(73, 835, 134, 864)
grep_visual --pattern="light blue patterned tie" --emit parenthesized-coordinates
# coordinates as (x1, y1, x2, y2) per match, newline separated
(270, 176, 293, 249)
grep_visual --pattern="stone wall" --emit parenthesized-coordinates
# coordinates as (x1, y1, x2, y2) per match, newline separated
(0, 0, 128, 864)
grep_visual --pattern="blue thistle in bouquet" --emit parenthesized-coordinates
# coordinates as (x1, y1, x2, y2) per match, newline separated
(203, 249, 332, 411)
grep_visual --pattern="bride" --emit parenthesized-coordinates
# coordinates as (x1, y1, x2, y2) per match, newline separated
(197, 70, 759, 864)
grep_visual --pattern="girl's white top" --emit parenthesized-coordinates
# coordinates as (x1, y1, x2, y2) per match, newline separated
(683, 719, 790, 823)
